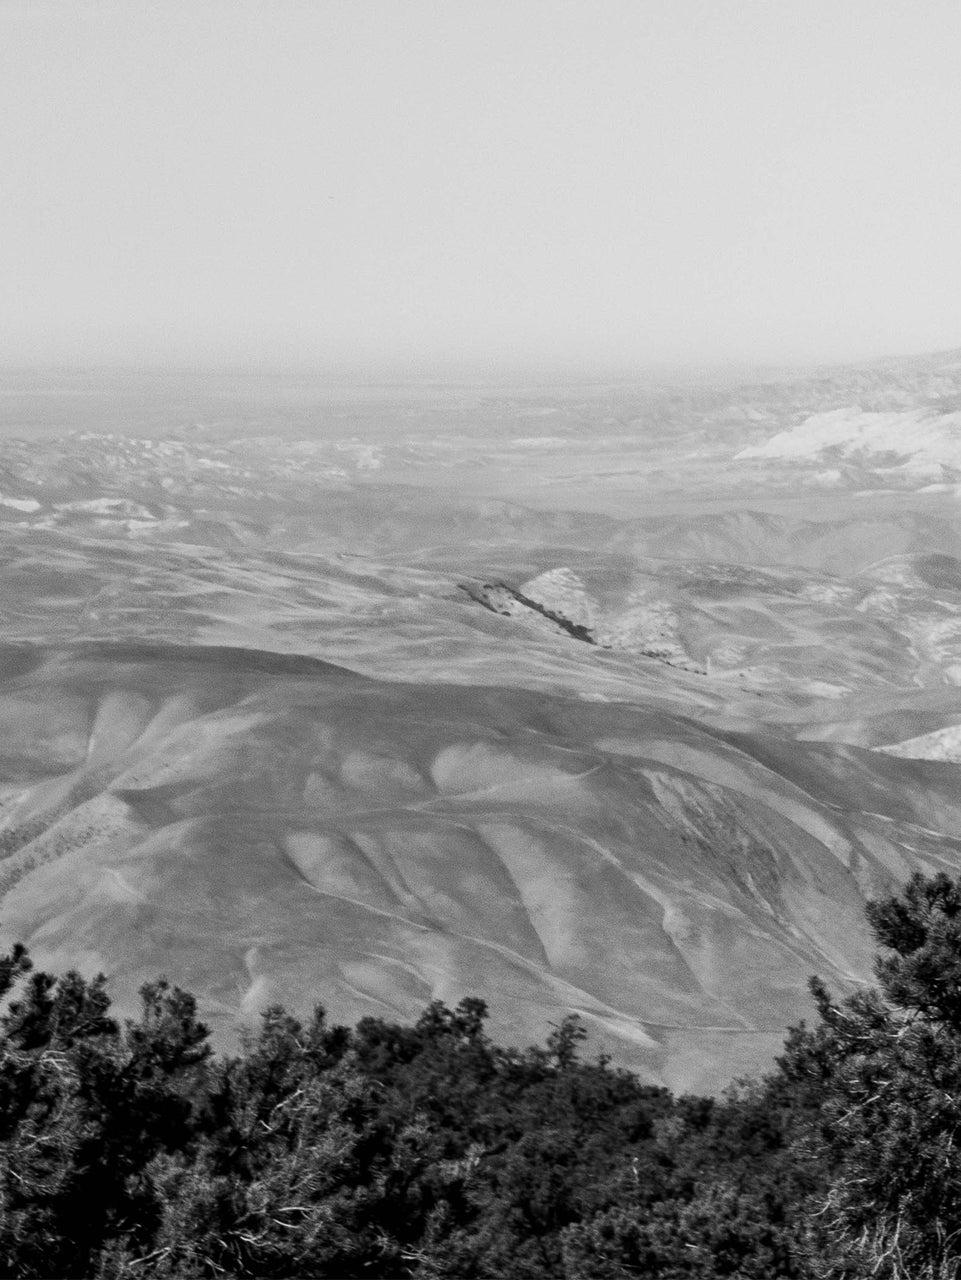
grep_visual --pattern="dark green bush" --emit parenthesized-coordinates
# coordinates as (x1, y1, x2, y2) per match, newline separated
(2, 870, 961, 1278)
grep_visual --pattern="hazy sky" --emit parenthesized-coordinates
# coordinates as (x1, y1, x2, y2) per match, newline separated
(3, 1, 961, 372)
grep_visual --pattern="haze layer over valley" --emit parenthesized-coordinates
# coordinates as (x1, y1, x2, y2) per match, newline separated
(3, 351, 961, 1091)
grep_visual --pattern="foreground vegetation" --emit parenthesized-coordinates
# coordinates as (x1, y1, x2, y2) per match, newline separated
(2, 872, 961, 1278)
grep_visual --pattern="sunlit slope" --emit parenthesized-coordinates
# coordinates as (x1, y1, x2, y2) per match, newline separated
(1, 643, 959, 1091)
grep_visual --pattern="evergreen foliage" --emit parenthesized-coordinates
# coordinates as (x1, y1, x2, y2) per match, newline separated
(781, 872, 961, 1279)
(0, 869, 960, 1277)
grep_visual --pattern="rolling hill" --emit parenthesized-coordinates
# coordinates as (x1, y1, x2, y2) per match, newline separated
(2, 355, 961, 1089)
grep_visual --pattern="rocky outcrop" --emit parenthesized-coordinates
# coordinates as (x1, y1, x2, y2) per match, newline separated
(459, 580, 597, 644)
(459, 572, 706, 674)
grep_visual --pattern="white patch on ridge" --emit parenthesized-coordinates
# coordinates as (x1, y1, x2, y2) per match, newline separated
(876, 724, 961, 763)
(736, 406, 961, 470)
(0, 495, 41, 512)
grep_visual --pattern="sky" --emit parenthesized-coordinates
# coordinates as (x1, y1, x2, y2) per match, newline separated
(2, 0, 961, 374)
